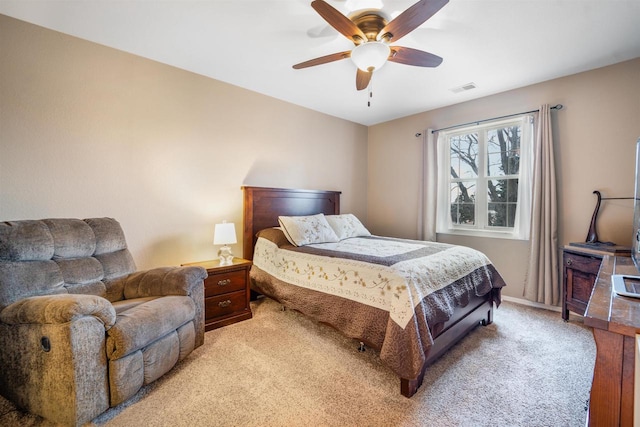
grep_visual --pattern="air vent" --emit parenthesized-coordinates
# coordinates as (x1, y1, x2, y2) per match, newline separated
(450, 82, 477, 94)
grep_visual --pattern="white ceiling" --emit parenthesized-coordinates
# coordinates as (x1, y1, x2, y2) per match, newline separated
(1, 0, 639, 126)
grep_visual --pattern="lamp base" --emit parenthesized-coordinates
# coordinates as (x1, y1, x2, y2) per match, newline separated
(218, 245, 234, 266)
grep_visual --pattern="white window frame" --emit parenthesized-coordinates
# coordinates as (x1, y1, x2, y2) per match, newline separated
(436, 115, 533, 240)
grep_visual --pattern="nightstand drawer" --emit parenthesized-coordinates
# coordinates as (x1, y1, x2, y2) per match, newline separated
(204, 270, 246, 297)
(205, 290, 248, 319)
(564, 252, 601, 275)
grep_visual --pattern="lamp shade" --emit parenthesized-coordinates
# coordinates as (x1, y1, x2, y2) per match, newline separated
(351, 41, 390, 72)
(213, 222, 237, 245)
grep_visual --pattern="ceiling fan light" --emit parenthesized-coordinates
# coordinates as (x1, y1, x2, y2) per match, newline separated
(351, 41, 390, 71)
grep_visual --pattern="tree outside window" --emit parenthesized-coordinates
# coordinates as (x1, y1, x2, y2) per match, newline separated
(444, 120, 525, 233)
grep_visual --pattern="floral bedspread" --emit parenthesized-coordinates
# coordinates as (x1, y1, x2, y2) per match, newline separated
(252, 235, 498, 329)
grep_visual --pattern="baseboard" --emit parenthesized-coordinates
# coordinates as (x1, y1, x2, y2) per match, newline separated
(501, 295, 562, 313)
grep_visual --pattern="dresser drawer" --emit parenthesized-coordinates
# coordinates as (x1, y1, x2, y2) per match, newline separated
(205, 290, 248, 319)
(204, 269, 246, 297)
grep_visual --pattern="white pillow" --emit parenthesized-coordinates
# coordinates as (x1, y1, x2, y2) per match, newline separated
(277, 214, 339, 246)
(325, 214, 371, 240)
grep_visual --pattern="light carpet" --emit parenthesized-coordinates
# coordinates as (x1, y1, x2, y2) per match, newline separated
(0, 298, 595, 427)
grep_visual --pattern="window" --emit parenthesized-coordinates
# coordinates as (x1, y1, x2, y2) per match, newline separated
(436, 115, 533, 239)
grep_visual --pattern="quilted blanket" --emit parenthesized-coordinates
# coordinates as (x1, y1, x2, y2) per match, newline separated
(251, 231, 506, 381)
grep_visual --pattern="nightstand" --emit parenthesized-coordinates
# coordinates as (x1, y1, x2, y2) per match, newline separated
(182, 258, 252, 331)
(562, 247, 602, 321)
(562, 244, 630, 320)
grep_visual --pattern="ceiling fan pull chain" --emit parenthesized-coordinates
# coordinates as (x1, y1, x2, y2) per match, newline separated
(368, 79, 373, 107)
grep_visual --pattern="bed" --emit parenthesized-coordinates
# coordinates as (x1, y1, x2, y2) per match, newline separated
(242, 186, 506, 397)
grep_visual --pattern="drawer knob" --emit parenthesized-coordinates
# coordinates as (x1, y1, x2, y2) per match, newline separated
(566, 259, 572, 266)
(217, 278, 231, 286)
(218, 300, 232, 308)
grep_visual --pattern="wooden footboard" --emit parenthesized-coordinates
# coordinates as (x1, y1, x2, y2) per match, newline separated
(401, 293, 494, 398)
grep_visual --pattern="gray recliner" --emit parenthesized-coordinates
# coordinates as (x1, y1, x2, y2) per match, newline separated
(0, 218, 207, 426)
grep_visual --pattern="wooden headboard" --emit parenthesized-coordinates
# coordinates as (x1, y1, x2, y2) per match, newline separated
(241, 186, 341, 260)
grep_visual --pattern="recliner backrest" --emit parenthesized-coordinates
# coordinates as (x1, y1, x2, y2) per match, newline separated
(0, 217, 136, 310)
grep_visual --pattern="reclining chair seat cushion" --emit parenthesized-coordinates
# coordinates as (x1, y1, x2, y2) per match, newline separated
(106, 295, 195, 360)
(111, 296, 159, 314)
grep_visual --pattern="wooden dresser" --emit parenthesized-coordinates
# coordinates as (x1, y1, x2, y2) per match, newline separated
(183, 258, 252, 331)
(584, 255, 640, 426)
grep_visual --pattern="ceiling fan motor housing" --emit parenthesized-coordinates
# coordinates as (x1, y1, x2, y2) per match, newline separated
(349, 11, 389, 42)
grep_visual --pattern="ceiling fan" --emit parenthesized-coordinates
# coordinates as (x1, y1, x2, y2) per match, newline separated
(293, 0, 448, 91)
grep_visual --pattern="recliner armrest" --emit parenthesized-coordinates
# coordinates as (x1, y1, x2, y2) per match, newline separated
(0, 293, 116, 329)
(122, 266, 207, 299)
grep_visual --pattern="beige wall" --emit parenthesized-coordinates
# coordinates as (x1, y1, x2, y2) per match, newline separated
(0, 15, 368, 269)
(368, 58, 640, 299)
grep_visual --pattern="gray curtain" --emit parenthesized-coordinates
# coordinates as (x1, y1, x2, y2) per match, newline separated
(524, 105, 559, 305)
(418, 129, 437, 241)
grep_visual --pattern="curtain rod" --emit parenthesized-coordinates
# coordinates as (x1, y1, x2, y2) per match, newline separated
(419, 104, 563, 136)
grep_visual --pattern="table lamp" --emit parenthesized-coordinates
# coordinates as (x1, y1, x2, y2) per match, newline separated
(213, 221, 237, 265)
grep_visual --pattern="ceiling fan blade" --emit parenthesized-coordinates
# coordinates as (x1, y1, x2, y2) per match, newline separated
(311, 0, 367, 44)
(355, 68, 372, 91)
(378, 0, 449, 43)
(388, 46, 443, 67)
(293, 51, 351, 69)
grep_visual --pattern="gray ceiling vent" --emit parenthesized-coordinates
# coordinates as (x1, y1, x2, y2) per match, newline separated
(450, 82, 477, 93)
